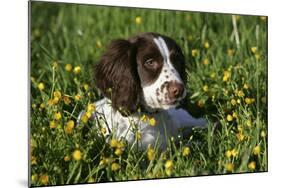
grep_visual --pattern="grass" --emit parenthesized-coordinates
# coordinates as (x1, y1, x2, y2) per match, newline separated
(30, 1, 268, 187)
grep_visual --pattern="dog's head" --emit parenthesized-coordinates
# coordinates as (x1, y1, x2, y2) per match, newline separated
(95, 32, 187, 115)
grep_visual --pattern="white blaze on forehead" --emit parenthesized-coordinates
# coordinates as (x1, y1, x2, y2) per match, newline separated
(153, 37, 170, 64)
(153, 36, 181, 78)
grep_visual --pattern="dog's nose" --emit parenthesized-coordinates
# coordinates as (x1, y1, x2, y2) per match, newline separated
(167, 81, 184, 99)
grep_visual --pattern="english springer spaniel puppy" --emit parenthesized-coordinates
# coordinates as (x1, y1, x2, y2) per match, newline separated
(80, 32, 206, 150)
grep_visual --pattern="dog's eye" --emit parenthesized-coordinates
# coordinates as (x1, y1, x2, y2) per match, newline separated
(144, 58, 155, 66)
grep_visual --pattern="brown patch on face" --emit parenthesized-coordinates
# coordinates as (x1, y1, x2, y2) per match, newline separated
(129, 33, 164, 86)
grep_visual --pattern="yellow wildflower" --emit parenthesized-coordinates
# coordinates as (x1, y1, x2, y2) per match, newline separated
(31, 156, 37, 165)
(232, 112, 238, 119)
(236, 132, 245, 142)
(225, 163, 234, 172)
(87, 103, 96, 113)
(203, 58, 209, 65)
(246, 119, 252, 127)
(32, 103, 37, 109)
(251, 47, 258, 54)
(87, 177, 95, 183)
(210, 72, 216, 79)
(31, 174, 38, 182)
(231, 149, 238, 157)
(53, 112, 62, 120)
(63, 96, 71, 105)
(149, 117, 156, 126)
(72, 150, 82, 161)
(74, 94, 81, 101)
(53, 91, 62, 99)
(37, 82, 45, 91)
(223, 70, 231, 82)
(110, 139, 119, 148)
(64, 155, 71, 162)
(243, 83, 249, 90)
(81, 114, 89, 123)
(253, 145, 261, 155)
(248, 161, 256, 170)
(245, 97, 252, 104)
(111, 162, 120, 171)
(114, 148, 123, 156)
(49, 120, 57, 129)
(39, 103, 45, 109)
(140, 114, 148, 122)
(182, 146, 190, 157)
(204, 41, 210, 49)
(203, 85, 208, 92)
(83, 84, 89, 91)
(39, 174, 49, 185)
(147, 145, 155, 161)
(65, 64, 72, 72)
(226, 114, 233, 122)
(135, 16, 142, 25)
(191, 49, 199, 57)
(165, 160, 174, 176)
(261, 130, 266, 137)
(237, 90, 245, 97)
(73, 66, 81, 74)
(197, 100, 205, 108)
(96, 40, 102, 48)
(225, 150, 232, 158)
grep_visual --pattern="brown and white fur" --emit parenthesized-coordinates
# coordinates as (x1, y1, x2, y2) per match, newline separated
(79, 32, 206, 150)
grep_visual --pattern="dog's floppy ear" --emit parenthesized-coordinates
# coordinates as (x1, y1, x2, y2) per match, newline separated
(94, 39, 140, 116)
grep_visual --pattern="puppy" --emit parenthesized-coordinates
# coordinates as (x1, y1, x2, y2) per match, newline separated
(79, 32, 206, 150)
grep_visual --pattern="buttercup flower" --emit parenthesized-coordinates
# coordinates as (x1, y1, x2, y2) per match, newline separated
(37, 82, 45, 91)
(251, 46, 258, 54)
(74, 94, 81, 101)
(72, 150, 82, 161)
(204, 41, 210, 49)
(147, 145, 155, 161)
(182, 146, 190, 157)
(191, 49, 199, 57)
(111, 163, 120, 171)
(49, 120, 57, 129)
(203, 85, 208, 92)
(64, 155, 71, 162)
(96, 40, 102, 48)
(149, 117, 156, 126)
(73, 66, 81, 74)
(226, 114, 233, 122)
(110, 139, 119, 148)
(248, 161, 256, 170)
(231, 99, 237, 105)
(53, 112, 62, 120)
(39, 174, 49, 185)
(64, 124, 73, 134)
(63, 96, 71, 105)
(225, 163, 234, 172)
(65, 63, 72, 72)
(236, 132, 245, 142)
(135, 16, 142, 25)
(53, 91, 62, 99)
(253, 145, 261, 155)
(114, 148, 123, 156)
(165, 160, 174, 176)
(203, 58, 209, 65)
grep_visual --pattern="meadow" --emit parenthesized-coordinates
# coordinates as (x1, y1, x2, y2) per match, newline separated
(30, 2, 267, 186)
